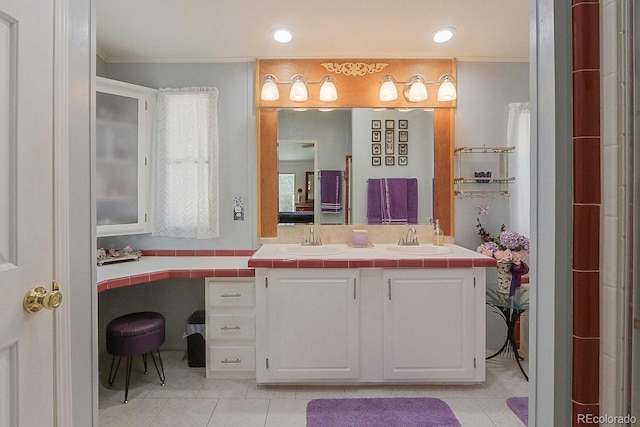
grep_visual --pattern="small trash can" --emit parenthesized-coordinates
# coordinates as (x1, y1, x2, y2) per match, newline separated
(184, 310, 206, 367)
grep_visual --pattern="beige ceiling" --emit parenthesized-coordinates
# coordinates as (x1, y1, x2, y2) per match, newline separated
(97, 0, 530, 63)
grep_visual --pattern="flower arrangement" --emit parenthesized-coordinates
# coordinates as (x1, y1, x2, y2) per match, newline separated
(476, 218, 529, 264)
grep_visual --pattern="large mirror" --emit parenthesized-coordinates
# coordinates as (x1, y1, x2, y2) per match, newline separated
(256, 58, 456, 238)
(277, 109, 434, 226)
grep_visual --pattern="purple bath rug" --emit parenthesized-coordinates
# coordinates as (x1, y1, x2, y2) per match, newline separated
(506, 397, 528, 426)
(306, 397, 461, 427)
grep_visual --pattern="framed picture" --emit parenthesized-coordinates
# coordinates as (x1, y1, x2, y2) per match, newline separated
(399, 130, 408, 142)
(385, 132, 394, 154)
(372, 130, 381, 142)
(372, 119, 381, 129)
(371, 143, 382, 155)
(398, 143, 408, 155)
(385, 119, 395, 129)
(398, 156, 408, 166)
(372, 156, 382, 166)
(385, 156, 395, 166)
(399, 120, 408, 129)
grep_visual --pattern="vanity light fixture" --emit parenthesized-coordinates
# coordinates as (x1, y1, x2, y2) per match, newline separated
(379, 75, 399, 101)
(405, 75, 428, 102)
(289, 75, 308, 102)
(379, 73, 457, 102)
(437, 75, 457, 101)
(318, 76, 338, 102)
(259, 74, 339, 102)
(260, 74, 280, 101)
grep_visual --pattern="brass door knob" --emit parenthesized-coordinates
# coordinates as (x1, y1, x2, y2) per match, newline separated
(23, 282, 63, 313)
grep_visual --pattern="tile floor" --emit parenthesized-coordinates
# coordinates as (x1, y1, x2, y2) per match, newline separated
(98, 351, 530, 426)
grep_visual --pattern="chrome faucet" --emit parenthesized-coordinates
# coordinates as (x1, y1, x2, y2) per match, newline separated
(301, 227, 323, 246)
(398, 226, 419, 246)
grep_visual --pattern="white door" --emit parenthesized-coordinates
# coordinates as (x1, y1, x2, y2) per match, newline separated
(0, 0, 58, 426)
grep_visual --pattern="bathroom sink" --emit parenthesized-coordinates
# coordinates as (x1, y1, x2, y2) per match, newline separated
(278, 245, 349, 256)
(384, 244, 454, 256)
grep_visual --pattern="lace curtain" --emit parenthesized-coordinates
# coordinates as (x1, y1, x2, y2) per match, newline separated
(153, 87, 219, 239)
(507, 102, 530, 237)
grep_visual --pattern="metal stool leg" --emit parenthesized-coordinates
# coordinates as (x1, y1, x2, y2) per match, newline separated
(107, 356, 122, 388)
(149, 349, 166, 386)
(142, 353, 148, 374)
(123, 356, 133, 404)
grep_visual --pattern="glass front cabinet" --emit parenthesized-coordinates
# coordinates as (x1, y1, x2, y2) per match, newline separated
(96, 77, 156, 236)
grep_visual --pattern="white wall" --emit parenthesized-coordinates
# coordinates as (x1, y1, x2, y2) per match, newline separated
(453, 61, 530, 251)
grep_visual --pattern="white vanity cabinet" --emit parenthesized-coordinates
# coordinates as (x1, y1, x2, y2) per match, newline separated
(205, 278, 256, 379)
(255, 269, 360, 382)
(382, 268, 482, 381)
(254, 265, 486, 384)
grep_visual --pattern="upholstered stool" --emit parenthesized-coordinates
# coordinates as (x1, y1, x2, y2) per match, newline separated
(106, 311, 166, 403)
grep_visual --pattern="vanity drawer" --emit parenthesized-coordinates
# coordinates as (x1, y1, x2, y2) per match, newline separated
(209, 345, 255, 372)
(209, 314, 255, 340)
(208, 281, 255, 308)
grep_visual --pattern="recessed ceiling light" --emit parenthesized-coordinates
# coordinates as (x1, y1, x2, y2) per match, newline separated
(272, 28, 293, 43)
(432, 28, 456, 44)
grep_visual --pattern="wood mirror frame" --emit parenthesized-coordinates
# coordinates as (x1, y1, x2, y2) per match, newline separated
(256, 58, 456, 238)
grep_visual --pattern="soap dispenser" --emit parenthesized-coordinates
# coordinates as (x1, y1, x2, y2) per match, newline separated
(433, 219, 445, 246)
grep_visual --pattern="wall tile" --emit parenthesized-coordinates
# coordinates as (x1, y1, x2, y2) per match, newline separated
(573, 70, 601, 138)
(573, 337, 600, 403)
(573, 205, 600, 270)
(601, 285, 618, 359)
(600, 354, 618, 413)
(572, 401, 599, 426)
(573, 271, 600, 338)
(602, 216, 619, 287)
(573, 3, 601, 70)
(602, 145, 618, 217)
(573, 138, 601, 204)
(601, 2, 618, 75)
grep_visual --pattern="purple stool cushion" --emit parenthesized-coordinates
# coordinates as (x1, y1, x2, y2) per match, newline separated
(106, 312, 165, 357)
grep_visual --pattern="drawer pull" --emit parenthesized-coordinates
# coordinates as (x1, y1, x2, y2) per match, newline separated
(220, 325, 241, 331)
(220, 293, 242, 298)
(221, 358, 242, 364)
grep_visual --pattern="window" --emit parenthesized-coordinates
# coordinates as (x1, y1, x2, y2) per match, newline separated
(153, 87, 219, 239)
(278, 173, 295, 212)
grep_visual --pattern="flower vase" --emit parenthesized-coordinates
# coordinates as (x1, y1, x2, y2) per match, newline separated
(496, 261, 513, 294)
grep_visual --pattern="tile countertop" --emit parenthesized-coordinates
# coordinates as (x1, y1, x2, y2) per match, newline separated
(248, 243, 497, 269)
(97, 256, 254, 293)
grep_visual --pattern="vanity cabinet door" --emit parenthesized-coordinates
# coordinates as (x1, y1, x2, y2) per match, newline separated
(383, 269, 478, 381)
(259, 269, 360, 381)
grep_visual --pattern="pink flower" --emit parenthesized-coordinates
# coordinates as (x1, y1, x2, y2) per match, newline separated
(512, 250, 528, 264)
(494, 249, 513, 262)
(481, 249, 493, 257)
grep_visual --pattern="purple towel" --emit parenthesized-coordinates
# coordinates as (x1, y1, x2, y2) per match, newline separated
(367, 178, 418, 224)
(320, 170, 343, 213)
(367, 179, 383, 224)
(407, 178, 418, 223)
